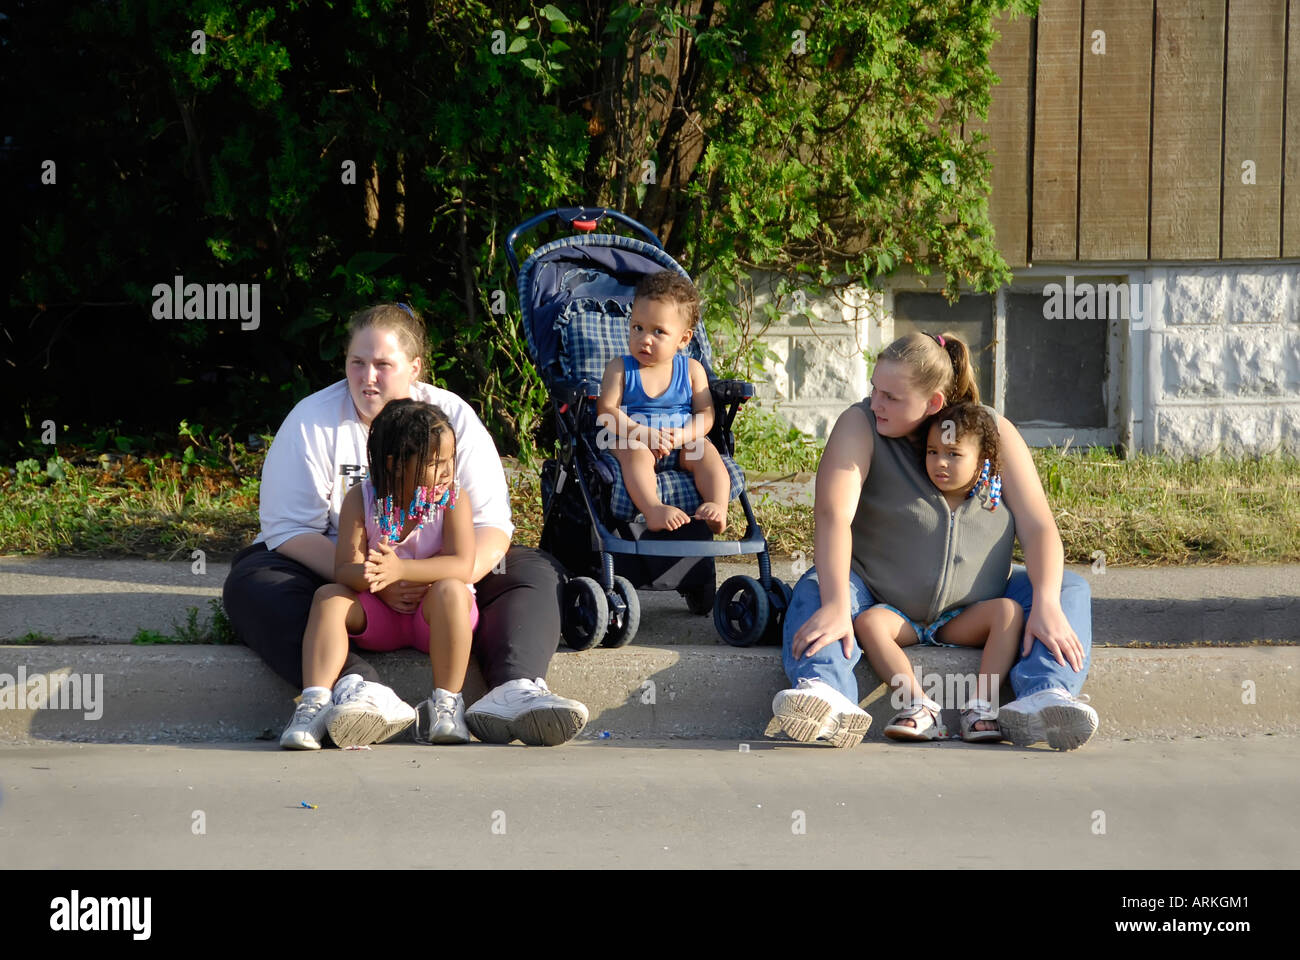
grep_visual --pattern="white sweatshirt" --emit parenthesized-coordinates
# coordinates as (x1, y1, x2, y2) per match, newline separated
(256, 380, 514, 549)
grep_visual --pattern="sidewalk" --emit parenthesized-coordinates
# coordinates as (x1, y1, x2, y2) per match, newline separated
(3, 556, 1297, 646)
(1, 555, 1297, 744)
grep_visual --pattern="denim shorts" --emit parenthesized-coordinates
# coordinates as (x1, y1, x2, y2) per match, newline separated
(873, 603, 966, 648)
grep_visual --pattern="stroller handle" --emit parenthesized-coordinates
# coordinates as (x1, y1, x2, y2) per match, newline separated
(506, 207, 663, 276)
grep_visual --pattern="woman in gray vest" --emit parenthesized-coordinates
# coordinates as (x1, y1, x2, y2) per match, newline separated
(766, 331, 1097, 751)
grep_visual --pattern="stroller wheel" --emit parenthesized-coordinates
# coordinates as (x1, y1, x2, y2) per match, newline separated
(713, 576, 771, 647)
(601, 576, 641, 648)
(761, 579, 794, 645)
(562, 577, 609, 651)
(679, 581, 716, 616)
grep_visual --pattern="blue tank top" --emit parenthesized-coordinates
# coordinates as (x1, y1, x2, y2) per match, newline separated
(621, 353, 693, 429)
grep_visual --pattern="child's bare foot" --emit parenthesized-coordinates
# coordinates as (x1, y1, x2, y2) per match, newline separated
(644, 503, 690, 531)
(695, 501, 726, 535)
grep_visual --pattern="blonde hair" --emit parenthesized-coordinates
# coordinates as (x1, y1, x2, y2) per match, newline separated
(878, 331, 979, 406)
(345, 303, 428, 375)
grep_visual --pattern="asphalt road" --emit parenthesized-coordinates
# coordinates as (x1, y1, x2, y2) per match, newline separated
(2, 735, 1296, 869)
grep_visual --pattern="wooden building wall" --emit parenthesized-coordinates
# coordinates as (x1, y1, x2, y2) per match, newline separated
(979, 0, 1300, 265)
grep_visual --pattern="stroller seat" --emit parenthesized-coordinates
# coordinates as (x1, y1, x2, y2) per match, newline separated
(554, 291, 747, 522)
(600, 449, 747, 523)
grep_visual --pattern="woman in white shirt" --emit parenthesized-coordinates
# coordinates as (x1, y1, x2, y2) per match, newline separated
(222, 303, 589, 746)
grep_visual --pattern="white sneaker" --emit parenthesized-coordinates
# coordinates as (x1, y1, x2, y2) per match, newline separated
(414, 688, 471, 745)
(765, 677, 871, 748)
(326, 680, 416, 747)
(464, 678, 589, 746)
(331, 673, 364, 703)
(997, 688, 1098, 751)
(279, 694, 333, 750)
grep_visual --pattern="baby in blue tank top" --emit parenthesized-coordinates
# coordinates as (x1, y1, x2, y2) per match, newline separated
(596, 271, 731, 534)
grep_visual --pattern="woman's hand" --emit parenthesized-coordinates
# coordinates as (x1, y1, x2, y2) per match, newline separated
(1023, 597, 1084, 672)
(376, 580, 426, 613)
(790, 603, 856, 661)
(363, 540, 406, 593)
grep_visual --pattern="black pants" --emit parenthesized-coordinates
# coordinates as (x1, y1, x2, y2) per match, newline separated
(222, 542, 565, 692)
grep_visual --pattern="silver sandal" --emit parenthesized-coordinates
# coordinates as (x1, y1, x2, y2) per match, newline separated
(883, 696, 943, 741)
(960, 699, 1003, 743)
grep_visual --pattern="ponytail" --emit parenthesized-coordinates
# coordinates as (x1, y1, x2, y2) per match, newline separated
(942, 336, 979, 406)
(877, 331, 980, 406)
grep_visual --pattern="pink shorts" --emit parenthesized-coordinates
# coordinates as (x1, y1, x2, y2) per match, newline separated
(348, 584, 479, 653)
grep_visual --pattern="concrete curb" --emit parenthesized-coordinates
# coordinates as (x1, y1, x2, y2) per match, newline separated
(3, 557, 1299, 646)
(2, 643, 1296, 744)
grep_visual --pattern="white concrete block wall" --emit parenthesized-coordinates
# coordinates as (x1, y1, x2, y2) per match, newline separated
(743, 263, 1300, 458)
(741, 271, 883, 439)
(1151, 265, 1300, 457)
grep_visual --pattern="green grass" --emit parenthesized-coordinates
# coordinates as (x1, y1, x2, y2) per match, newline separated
(730, 403, 824, 475)
(518, 444, 1300, 567)
(0, 453, 259, 559)
(1035, 446, 1300, 566)
(129, 600, 238, 645)
(3, 440, 1297, 568)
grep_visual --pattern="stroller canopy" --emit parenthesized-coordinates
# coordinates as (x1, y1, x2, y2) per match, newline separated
(516, 233, 714, 388)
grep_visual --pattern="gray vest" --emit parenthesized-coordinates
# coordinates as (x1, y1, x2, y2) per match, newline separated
(848, 400, 1016, 623)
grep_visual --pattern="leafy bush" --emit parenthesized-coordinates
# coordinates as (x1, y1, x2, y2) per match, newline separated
(731, 405, 824, 475)
(8, 1, 1031, 461)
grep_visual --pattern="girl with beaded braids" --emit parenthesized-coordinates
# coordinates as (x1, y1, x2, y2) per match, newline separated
(229, 301, 588, 754)
(281, 399, 481, 748)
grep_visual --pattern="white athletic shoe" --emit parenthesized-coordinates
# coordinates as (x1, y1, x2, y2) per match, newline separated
(279, 695, 333, 750)
(464, 678, 589, 746)
(326, 680, 416, 748)
(765, 677, 871, 749)
(997, 687, 1098, 751)
(414, 688, 471, 745)
(331, 673, 364, 702)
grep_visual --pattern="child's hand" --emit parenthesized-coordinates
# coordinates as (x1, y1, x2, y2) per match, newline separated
(659, 426, 684, 451)
(364, 540, 406, 593)
(376, 580, 426, 613)
(643, 426, 667, 460)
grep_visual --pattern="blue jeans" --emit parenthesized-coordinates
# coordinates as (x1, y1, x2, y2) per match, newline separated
(780, 565, 1093, 703)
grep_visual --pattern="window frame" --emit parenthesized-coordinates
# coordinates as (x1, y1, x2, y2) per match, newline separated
(881, 266, 1133, 450)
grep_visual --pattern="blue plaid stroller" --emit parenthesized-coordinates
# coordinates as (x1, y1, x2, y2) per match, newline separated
(507, 207, 792, 649)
